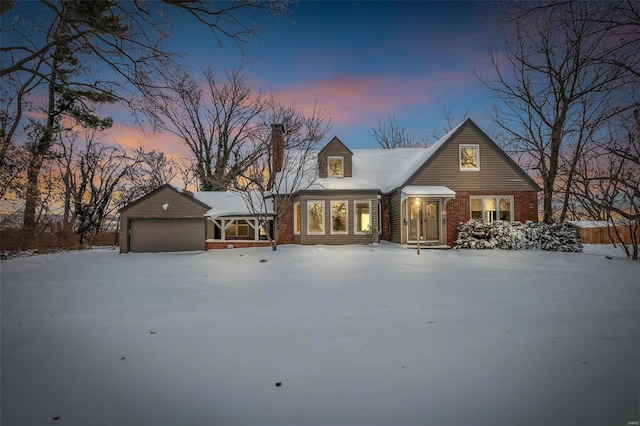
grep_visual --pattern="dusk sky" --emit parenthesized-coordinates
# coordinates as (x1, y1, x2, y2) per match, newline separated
(8, 1, 503, 156)
(105, 0, 502, 156)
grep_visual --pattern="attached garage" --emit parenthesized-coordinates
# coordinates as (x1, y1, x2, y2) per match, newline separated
(129, 218, 205, 252)
(119, 184, 211, 253)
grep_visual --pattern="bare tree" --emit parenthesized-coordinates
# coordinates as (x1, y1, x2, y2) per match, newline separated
(479, 1, 637, 223)
(429, 106, 469, 142)
(2, 0, 290, 232)
(0, 143, 28, 203)
(373, 115, 420, 149)
(573, 110, 639, 259)
(175, 158, 200, 192)
(54, 130, 142, 243)
(116, 146, 180, 206)
(144, 67, 268, 190)
(236, 100, 331, 250)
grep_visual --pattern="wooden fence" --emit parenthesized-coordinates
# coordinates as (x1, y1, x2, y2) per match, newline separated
(575, 225, 639, 245)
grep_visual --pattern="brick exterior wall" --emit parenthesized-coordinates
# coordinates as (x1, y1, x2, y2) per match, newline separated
(446, 190, 538, 246)
(206, 241, 272, 250)
(380, 198, 391, 242)
(276, 202, 294, 245)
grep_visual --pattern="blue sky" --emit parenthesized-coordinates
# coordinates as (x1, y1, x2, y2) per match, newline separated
(5, 1, 502, 154)
(158, 1, 500, 150)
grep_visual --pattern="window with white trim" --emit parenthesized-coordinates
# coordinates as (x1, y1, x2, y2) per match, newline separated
(327, 156, 344, 177)
(293, 202, 301, 234)
(459, 144, 480, 171)
(307, 201, 325, 234)
(331, 201, 348, 234)
(470, 196, 513, 223)
(354, 201, 371, 233)
(225, 219, 250, 238)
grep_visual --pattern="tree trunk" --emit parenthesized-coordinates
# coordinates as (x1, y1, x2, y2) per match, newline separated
(23, 58, 57, 231)
(23, 153, 45, 231)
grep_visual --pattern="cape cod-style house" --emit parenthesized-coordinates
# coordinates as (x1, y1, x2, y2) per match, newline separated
(118, 119, 540, 252)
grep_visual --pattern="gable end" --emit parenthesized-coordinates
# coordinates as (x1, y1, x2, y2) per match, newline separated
(318, 136, 353, 178)
(401, 119, 541, 192)
(119, 184, 211, 213)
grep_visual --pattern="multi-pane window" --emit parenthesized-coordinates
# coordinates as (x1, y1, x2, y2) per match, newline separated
(470, 196, 513, 223)
(225, 220, 250, 238)
(331, 201, 348, 234)
(327, 156, 344, 177)
(293, 202, 301, 234)
(354, 201, 371, 233)
(307, 201, 325, 234)
(459, 144, 480, 171)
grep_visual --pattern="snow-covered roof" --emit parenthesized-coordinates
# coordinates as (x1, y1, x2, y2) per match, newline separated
(566, 220, 613, 229)
(276, 121, 463, 194)
(193, 191, 274, 218)
(401, 185, 456, 196)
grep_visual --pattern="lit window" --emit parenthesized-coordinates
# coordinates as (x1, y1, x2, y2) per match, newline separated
(307, 201, 325, 234)
(225, 220, 250, 238)
(499, 198, 512, 221)
(470, 196, 513, 223)
(354, 201, 371, 233)
(328, 156, 344, 177)
(294, 202, 301, 234)
(459, 144, 480, 171)
(331, 201, 348, 234)
(259, 221, 273, 240)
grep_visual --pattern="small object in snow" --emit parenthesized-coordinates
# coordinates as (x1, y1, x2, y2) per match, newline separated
(53, 416, 60, 421)
(275, 382, 282, 387)
(605, 255, 612, 260)
(150, 331, 157, 335)
(120, 357, 126, 360)
(260, 259, 267, 263)
(428, 321, 435, 324)
(582, 361, 589, 365)
(402, 366, 405, 369)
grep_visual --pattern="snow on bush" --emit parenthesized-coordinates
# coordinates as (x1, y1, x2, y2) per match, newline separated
(455, 220, 582, 252)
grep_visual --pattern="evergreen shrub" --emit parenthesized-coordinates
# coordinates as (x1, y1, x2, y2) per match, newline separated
(455, 220, 582, 252)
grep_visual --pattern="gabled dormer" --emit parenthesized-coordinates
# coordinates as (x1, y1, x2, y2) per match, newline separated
(318, 137, 353, 178)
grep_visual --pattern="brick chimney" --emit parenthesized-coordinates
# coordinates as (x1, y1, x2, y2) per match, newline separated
(271, 124, 285, 173)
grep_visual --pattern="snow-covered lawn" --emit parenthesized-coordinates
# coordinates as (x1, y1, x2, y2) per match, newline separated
(2, 244, 639, 426)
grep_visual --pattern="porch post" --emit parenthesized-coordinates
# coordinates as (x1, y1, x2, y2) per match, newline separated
(416, 197, 421, 255)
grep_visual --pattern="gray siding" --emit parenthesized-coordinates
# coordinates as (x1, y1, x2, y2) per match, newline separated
(318, 137, 353, 178)
(410, 127, 537, 191)
(119, 186, 209, 253)
(389, 191, 402, 244)
(298, 193, 378, 245)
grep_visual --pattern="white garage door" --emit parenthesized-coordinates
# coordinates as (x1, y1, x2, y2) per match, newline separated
(129, 219, 205, 252)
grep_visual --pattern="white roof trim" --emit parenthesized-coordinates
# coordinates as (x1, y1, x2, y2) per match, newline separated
(400, 186, 456, 204)
(401, 185, 456, 196)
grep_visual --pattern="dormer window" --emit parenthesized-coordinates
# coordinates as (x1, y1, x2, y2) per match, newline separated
(328, 156, 344, 177)
(459, 144, 480, 171)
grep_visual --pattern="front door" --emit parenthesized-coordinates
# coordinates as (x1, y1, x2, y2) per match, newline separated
(408, 199, 440, 242)
(424, 201, 439, 240)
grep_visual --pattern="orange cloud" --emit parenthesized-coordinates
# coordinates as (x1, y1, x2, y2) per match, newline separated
(269, 72, 476, 126)
(103, 122, 192, 159)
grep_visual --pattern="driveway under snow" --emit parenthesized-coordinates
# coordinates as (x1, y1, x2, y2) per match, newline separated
(1, 244, 639, 426)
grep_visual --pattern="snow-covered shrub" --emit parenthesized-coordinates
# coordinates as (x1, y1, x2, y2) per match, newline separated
(455, 220, 582, 252)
